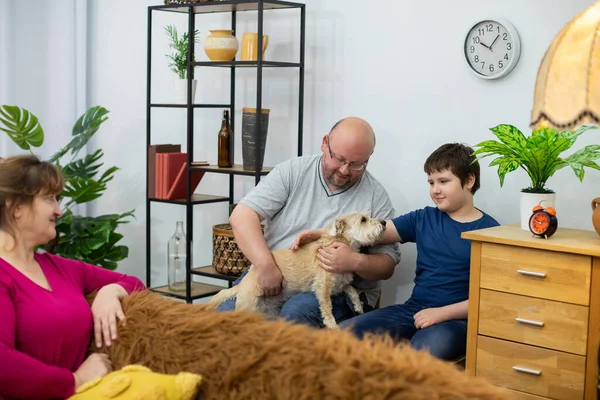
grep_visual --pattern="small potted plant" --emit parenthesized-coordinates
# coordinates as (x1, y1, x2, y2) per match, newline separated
(165, 25, 200, 104)
(473, 123, 600, 230)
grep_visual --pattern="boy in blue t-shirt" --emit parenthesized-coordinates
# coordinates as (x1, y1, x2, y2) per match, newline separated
(292, 143, 499, 361)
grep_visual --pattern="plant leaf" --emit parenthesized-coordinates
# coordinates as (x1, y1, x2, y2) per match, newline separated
(61, 149, 104, 179)
(50, 106, 109, 162)
(0, 105, 44, 150)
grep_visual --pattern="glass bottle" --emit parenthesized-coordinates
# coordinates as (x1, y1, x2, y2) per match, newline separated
(218, 109, 234, 167)
(167, 221, 186, 292)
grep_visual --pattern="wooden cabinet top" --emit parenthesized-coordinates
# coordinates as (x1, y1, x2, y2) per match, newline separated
(461, 224, 600, 257)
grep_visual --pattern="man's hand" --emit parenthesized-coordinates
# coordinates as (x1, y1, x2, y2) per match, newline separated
(256, 264, 286, 297)
(290, 228, 325, 251)
(413, 307, 448, 329)
(317, 242, 359, 273)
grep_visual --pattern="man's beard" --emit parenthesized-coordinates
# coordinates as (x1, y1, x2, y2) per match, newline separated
(322, 160, 355, 190)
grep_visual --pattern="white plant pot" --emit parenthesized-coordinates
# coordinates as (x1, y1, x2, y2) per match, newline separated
(520, 191, 556, 231)
(173, 79, 197, 104)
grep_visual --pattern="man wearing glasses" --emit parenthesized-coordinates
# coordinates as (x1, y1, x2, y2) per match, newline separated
(220, 117, 400, 328)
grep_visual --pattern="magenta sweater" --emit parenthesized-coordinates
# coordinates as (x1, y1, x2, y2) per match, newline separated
(0, 252, 145, 400)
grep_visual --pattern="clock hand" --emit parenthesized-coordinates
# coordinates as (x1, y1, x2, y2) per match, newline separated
(490, 34, 500, 51)
(479, 41, 491, 50)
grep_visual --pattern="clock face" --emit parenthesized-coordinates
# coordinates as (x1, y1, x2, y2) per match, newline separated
(464, 20, 521, 79)
(529, 212, 550, 235)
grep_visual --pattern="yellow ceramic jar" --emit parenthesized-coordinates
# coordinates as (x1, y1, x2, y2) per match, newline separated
(204, 30, 238, 62)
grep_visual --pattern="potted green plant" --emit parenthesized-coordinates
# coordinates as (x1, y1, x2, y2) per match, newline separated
(473, 123, 600, 230)
(165, 25, 200, 104)
(0, 105, 134, 270)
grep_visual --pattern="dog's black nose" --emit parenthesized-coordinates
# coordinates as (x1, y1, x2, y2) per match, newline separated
(381, 220, 386, 227)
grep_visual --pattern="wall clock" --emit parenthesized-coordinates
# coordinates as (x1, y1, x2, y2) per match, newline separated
(463, 19, 521, 79)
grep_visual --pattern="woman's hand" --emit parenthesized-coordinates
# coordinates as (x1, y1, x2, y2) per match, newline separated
(290, 228, 325, 251)
(73, 353, 112, 389)
(90, 284, 128, 348)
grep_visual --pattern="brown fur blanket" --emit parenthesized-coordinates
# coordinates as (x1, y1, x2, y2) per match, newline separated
(92, 290, 512, 400)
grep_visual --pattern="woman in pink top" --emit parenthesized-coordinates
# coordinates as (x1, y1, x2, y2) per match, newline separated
(0, 155, 146, 400)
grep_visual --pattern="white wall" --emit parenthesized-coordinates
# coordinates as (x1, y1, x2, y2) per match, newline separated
(5, 0, 599, 306)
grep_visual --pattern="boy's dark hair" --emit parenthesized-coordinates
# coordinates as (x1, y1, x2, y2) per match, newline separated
(423, 143, 480, 195)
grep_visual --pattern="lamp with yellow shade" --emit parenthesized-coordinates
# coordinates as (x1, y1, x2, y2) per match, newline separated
(531, 1, 600, 130)
(530, 0, 600, 236)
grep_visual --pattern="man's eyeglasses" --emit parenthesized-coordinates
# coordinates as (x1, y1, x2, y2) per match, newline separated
(327, 137, 368, 171)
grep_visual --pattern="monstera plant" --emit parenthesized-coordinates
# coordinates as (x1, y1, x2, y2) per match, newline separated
(0, 105, 134, 270)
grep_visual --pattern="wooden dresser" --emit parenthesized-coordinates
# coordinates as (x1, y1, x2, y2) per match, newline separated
(462, 224, 600, 400)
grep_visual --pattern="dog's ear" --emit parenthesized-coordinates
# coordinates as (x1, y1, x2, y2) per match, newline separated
(327, 218, 347, 237)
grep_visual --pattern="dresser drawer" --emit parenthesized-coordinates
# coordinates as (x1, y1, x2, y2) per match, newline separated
(480, 243, 591, 305)
(476, 336, 585, 400)
(478, 289, 589, 355)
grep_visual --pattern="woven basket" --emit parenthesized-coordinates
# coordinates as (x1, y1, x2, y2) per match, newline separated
(212, 223, 252, 277)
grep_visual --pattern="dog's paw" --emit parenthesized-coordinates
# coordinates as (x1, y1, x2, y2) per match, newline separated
(323, 318, 340, 329)
(354, 305, 364, 315)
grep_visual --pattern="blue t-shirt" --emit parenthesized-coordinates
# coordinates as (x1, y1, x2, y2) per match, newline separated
(392, 207, 499, 308)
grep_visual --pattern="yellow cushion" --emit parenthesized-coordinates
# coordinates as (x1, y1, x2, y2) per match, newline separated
(68, 364, 202, 400)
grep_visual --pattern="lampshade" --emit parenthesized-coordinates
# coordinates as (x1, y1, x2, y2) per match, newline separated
(530, 0, 600, 129)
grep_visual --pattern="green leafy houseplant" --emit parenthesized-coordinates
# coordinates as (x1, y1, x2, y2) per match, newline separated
(0, 105, 134, 270)
(472, 124, 600, 193)
(165, 25, 200, 79)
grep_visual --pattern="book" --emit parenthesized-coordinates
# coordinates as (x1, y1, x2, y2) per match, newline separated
(166, 162, 206, 200)
(164, 152, 187, 198)
(148, 144, 180, 198)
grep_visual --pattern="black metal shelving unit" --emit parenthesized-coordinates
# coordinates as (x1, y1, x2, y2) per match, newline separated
(145, 0, 305, 303)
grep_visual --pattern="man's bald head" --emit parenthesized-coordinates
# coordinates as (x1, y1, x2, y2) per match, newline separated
(328, 117, 376, 153)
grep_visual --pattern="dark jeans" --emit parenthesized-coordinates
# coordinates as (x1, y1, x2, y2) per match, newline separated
(339, 298, 467, 361)
(216, 270, 372, 328)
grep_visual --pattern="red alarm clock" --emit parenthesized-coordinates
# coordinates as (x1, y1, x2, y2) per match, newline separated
(528, 204, 558, 239)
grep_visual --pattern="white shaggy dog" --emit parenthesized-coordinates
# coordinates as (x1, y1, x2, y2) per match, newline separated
(208, 212, 386, 329)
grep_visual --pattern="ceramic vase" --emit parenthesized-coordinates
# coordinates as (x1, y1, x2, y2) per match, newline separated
(204, 30, 238, 62)
(592, 197, 600, 236)
(173, 79, 197, 104)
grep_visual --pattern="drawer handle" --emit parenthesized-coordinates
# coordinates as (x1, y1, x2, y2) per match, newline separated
(517, 269, 546, 278)
(515, 317, 544, 327)
(512, 366, 542, 376)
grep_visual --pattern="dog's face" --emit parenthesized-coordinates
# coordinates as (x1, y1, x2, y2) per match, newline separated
(326, 212, 386, 248)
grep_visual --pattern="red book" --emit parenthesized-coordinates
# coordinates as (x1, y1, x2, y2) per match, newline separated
(148, 144, 180, 198)
(164, 152, 187, 196)
(166, 162, 205, 200)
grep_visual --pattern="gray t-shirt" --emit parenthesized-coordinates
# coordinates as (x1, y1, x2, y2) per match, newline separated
(239, 155, 401, 306)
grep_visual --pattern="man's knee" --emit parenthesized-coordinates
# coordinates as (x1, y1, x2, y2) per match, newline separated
(216, 298, 236, 312)
(280, 294, 323, 327)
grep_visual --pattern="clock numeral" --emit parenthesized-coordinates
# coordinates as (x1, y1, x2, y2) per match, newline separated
(481, 61, 486, 69)
(472, 36, 480, 44)
(507, 43, 512, 50)
(489, 64, 495, 72)
(487, 24, 493, 32)
(474, 55, 479, 62)
(470, 45, 475, 53)
(504, 53, 509, 60)
(478, 28, 485, 36)
(499, 60, 504, 68)
(497, 26, 501, 33)
(503, 33, 508, 40)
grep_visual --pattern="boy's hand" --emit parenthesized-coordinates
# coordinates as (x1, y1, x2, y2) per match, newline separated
(317, 242, 359, 273)
(413, 307, 448, 329)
